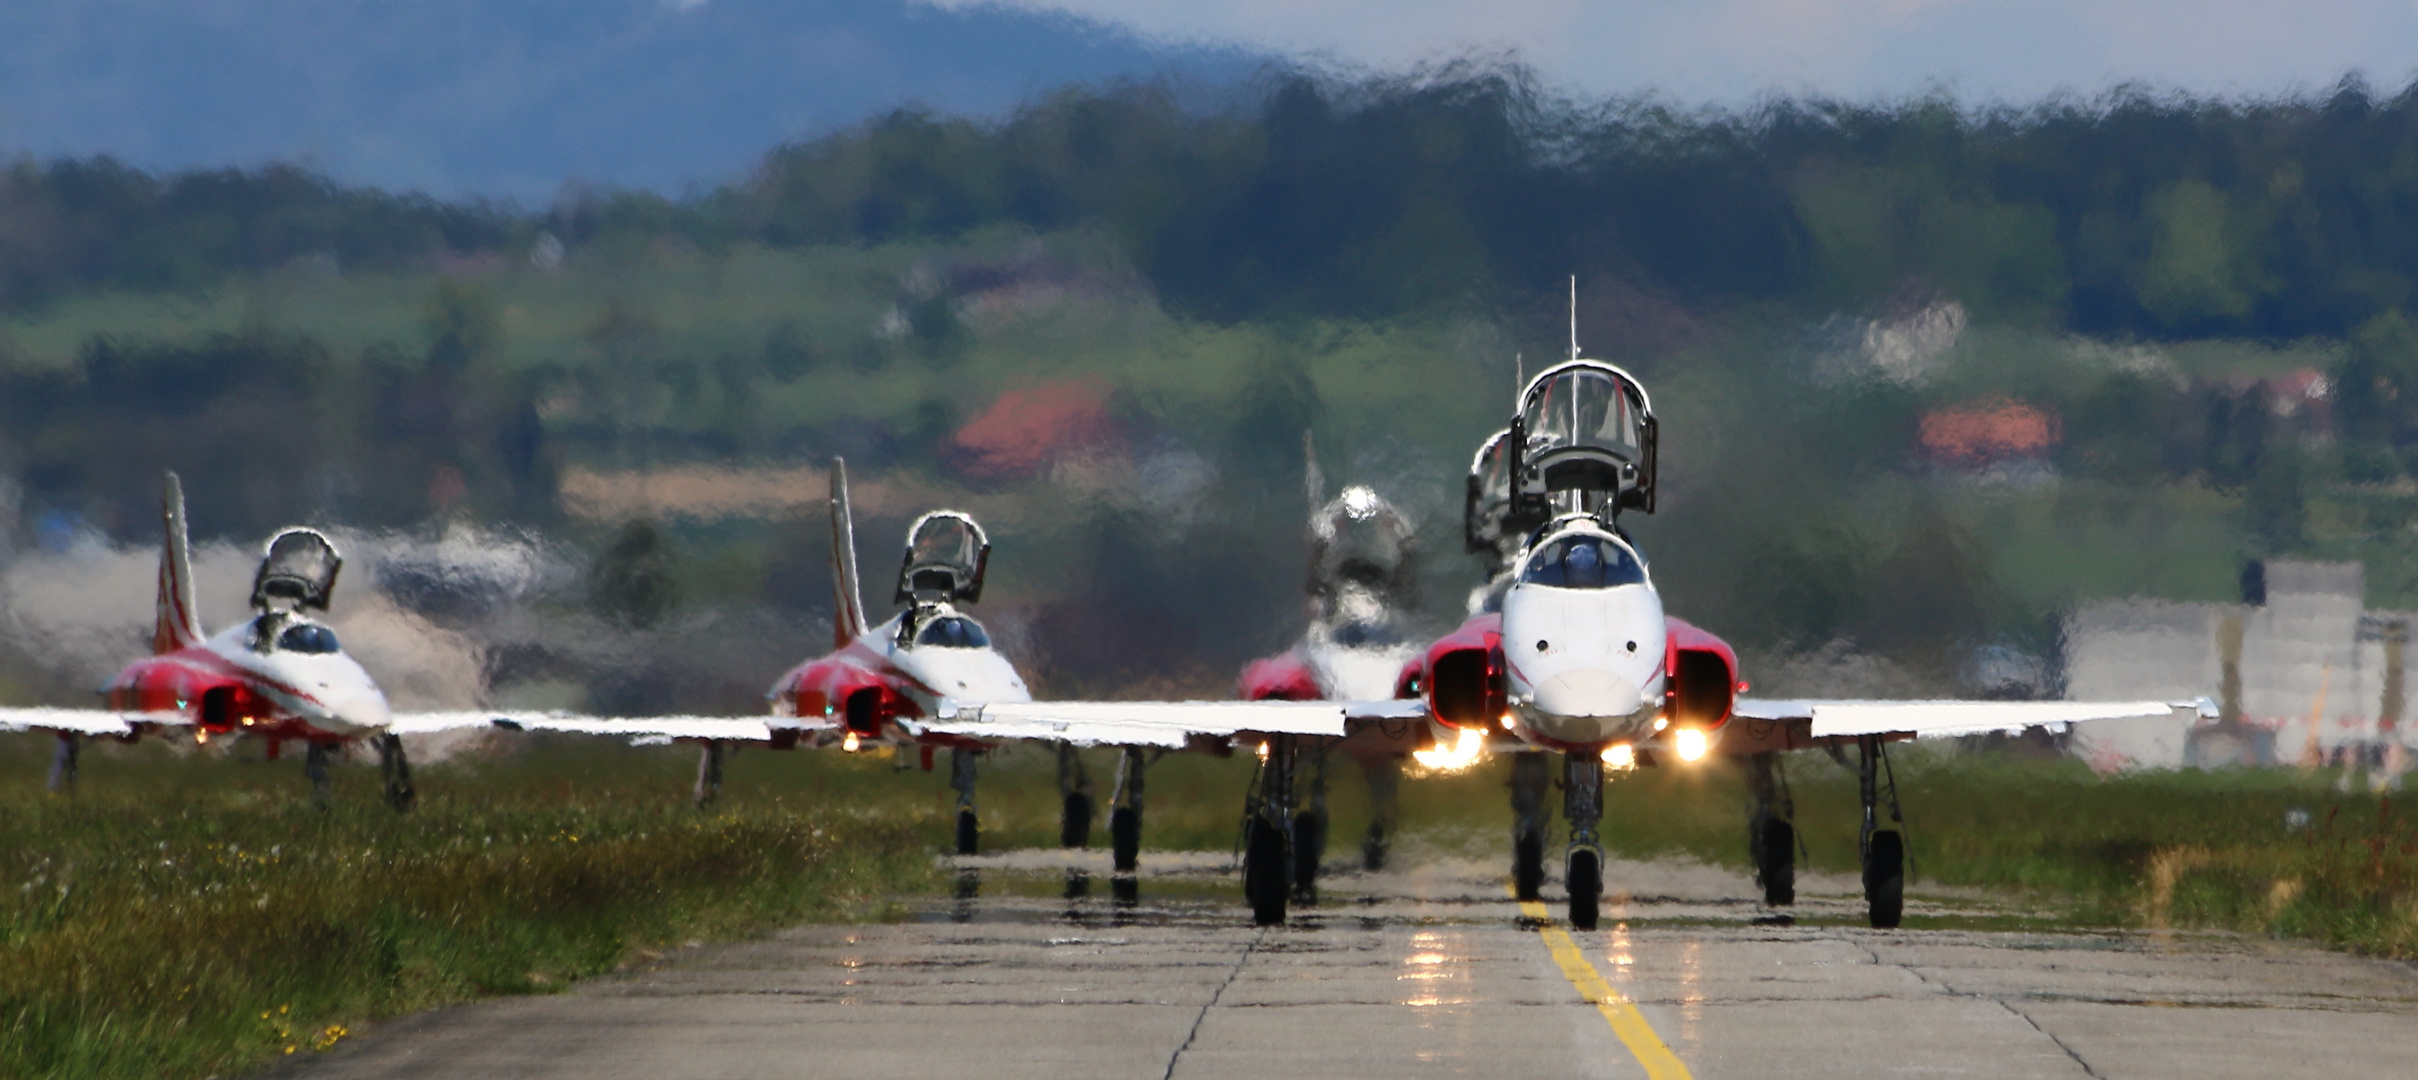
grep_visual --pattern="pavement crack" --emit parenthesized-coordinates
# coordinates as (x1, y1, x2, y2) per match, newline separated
(1999, 1000, 2108, 1080)
(1162, 930, 1261, 1080)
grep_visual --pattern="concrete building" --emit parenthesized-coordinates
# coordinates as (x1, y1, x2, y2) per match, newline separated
(2063, 560, 2411, 783)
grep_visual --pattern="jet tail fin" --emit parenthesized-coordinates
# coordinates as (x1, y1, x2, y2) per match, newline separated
(153, 472, 203, 655)
(829, 458, 869, 647)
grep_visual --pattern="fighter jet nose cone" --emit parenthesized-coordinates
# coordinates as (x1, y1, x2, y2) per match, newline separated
(335, 693, 391, 732)
(1529, 671, 1647, 742)
(1534, 669, 1637, 715)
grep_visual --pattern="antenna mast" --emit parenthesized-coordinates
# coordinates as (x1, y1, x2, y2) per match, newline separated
(1567, 275, 1580, 361)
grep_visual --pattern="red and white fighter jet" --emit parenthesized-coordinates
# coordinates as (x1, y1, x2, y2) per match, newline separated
(755, 459, 1414, 868)
(4, 469, 1397, 849)
(10, 474, 431, 807)
(1393, 354, 2194, 930)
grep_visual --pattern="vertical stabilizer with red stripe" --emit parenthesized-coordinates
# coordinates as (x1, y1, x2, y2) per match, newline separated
(829, 458, 869, 648)
(153, 472, 203, 655)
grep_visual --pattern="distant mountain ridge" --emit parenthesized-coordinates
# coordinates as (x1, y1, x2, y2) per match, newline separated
(0, 0, 1263, 201)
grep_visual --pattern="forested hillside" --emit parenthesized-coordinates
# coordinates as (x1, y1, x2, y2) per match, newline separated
(7, 67, 2418, 706)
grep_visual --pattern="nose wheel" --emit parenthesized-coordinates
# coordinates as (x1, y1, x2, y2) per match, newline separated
(1563, 752, 1605, 929)
(1566, 847, 1602, 930)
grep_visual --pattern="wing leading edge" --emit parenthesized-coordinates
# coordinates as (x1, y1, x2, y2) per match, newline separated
(1728, 698, 2207, 748)
(916, 700, 1422, 748)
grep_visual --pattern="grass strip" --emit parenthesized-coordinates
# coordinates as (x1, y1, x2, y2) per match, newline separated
(0, 740, 940, 1080)
(2, 734, 2412, 1080)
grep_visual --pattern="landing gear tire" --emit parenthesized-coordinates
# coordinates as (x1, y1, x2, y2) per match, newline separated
(1566, 848, 1602, 930)
(1060, 792, 1094, 849)
(1110, 806, 1143, 873)
(1513, 829, 1546, 902)
(1290, 809, 1326, 905)
(1758, 818, 1796, 906)
(956, 810, 980, 856)
(1244, 816, 1291, 926)
(1864, 830, 1904, 929)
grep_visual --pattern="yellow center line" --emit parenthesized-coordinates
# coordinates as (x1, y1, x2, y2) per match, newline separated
(1514, 889, 1694, 1080)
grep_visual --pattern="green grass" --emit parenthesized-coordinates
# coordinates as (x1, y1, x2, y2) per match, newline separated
(0, 736, 945, 1080)
(1571, 747, 2418, 954)
(5, 732, 2414, 1079)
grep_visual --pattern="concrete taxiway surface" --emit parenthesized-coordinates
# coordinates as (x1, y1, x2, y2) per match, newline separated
(275, 851, 2418, 1080)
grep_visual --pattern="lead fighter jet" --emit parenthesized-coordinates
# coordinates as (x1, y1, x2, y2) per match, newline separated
(1396, 343, 2193, 931)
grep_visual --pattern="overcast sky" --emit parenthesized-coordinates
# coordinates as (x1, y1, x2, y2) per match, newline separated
(942, 0, 2418, 104)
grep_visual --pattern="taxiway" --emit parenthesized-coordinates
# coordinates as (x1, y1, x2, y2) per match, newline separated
(272, 852, 2418, 1079)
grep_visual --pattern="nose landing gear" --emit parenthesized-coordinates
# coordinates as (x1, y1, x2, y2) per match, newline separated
(1563, 752, 1605, 930)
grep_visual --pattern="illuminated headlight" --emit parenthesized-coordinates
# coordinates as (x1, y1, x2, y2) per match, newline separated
(1601, 742, 1635, 769)
(1674, 728, 1708, 762)
(842, 732, 861, 753)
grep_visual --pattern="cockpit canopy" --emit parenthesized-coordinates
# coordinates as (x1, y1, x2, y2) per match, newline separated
(1512, 361, 1656, 514)
(895, 511, 989, 605)
(1464, 428, 1516, 560)
(912, 614, 992, 649)
(275, 622, 342, 654)
(251, 529, 342, 613)
(1517, 529, 1648, 590)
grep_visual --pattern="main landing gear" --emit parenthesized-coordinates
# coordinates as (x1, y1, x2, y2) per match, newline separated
(378, 732, 417, 812)
(1057, 744, 1152, 901)
(47, 733, 79, 794)
(1742, 750, 1795, 907)
(1056, 743, 1096, 849)
(1853, 734, 1906, 930)
(1108, 747, 1149, 874)
(1509, 752, 1550, 901)
(1241, 734, 1319, 925)
(1359, 753, 1402, 871)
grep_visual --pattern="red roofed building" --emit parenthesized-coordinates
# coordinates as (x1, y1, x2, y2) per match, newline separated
(1919, 398, 2061, 464)
(949, 381, 1122, 480)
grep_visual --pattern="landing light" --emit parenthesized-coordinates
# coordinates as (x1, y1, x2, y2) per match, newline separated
(1412, 727, 1485, 772)
(842, 732, 860, 753)
(1255, 741, 1270, 760)
(1652, 717, 1668, 732)
(1674, 728, 1708, 762)
(1601, 743, 1635, 769)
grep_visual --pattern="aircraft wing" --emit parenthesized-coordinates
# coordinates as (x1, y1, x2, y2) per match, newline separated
(385, 712, 791, 742)
(0, 708, 193, 736)
(1726, 698, 2205, 749)
(909, 699, 1424, 749)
